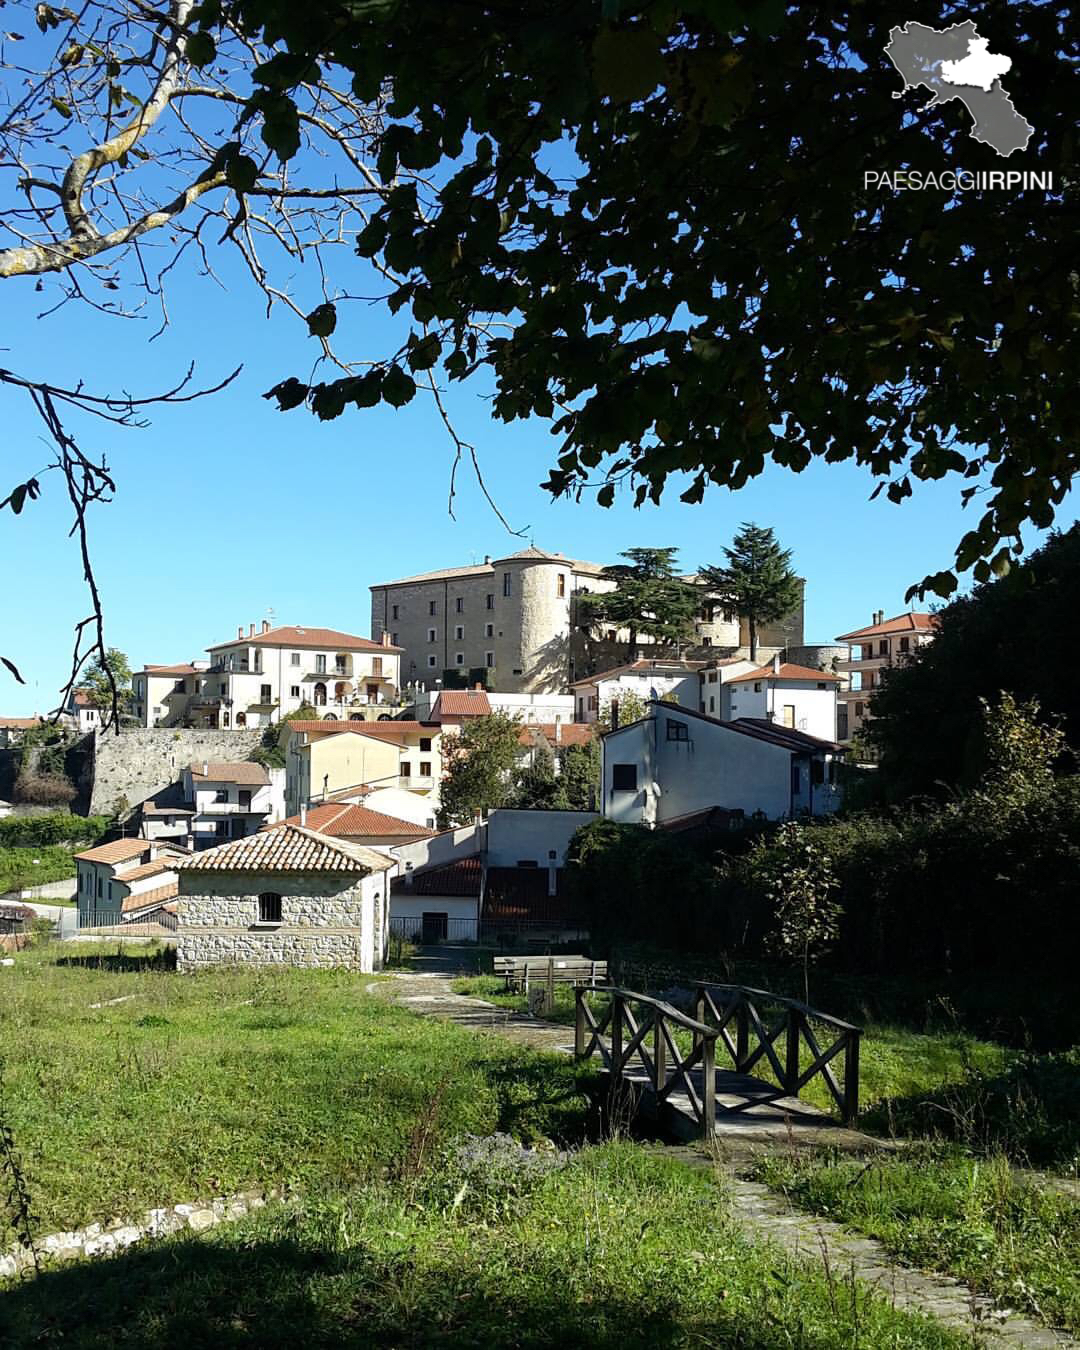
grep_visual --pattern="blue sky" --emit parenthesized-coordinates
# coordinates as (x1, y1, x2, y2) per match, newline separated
(2, 179, 1075, 716)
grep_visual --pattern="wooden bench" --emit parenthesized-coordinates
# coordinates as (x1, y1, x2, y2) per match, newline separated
(494, 954, 607, 993)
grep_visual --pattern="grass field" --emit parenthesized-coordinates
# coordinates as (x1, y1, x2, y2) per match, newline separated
(0, 845, 76, 896)
(0, 943, 592, 1242)
(755, 1147, 1080, 1337)
(0, 1142, 977, 1349)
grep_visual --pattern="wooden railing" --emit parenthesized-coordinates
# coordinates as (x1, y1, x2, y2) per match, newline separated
(691, 983, 861, 1124)
(575, 986, 719, 1135)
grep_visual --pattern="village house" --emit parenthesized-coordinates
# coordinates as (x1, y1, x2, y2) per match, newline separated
(835, 610, 937, 743)
(176, 825, 394, 973)
(601, 701, 844, 826)
(718, 658, 841, 741)
(267, 801, 435, 852)
(131, 662, 209, 728)
(182, 761, 285, 849)
(284, 720, 443, 815)
(573, 658, 723, 724)
(414, 686, 576, 729)
(74, 837, 188, 927)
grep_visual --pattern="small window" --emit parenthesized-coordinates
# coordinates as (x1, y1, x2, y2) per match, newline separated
(666, 720, 689, 741)
(753, 682, 762, 692)
(811, 759, 825, 785)
(428, 655, 437, 668)
(401, 761, 411, 777)
(486, 594, 494, 610)
(290, 652, 300, 666)
(391, 633, 398, 646)
(428, 628, 437, 642)
(392, 604, 399, 620)
(512, 668, 522, 676)
(588, 695, 598, 711)
(557, 574, 566, 597)
(899, 636, 910, 653)
(419, 761, 431, 776)
(174, 680, 185, 693)
(817, 682, 827, 690)
(709, 696, 715, 712)
(260, 684, 271, 701)
(290, 685, 300, 698)
(258, 892, 282, 923)
(708, 672, 718, 683)
(503, 572, 511, 596)
(455, 653, 465, 666)
(455, 625, 464, 640)
(485, 623, 494, 638)
(315, 654, 327, 674)
(517, 859, 538, 868)
(611, 764, 637, 792)
(791, 763, 801, 794)
(214, 788, 228, 803)
(855, 701, 864, 717)
(485, 652, 495, 668)
(429, 600, 437, 616)
(372, 657, 383, 676)
(420, 736, 432, 751)
(702, 636, 712, 647)
(455, 597, 463, 613)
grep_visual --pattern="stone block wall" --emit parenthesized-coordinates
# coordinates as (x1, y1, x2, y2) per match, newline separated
(89, 727, 262, 816)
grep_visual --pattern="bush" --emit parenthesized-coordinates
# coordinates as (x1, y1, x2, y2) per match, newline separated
(0, 812, 108, 849)
(12, 770, 77, 806)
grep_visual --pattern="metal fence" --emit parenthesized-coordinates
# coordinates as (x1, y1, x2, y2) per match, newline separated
(388, 915, 590, 947)
(77, 908, 178, 933)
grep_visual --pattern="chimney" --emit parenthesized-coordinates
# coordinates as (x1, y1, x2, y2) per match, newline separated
(382, 631, 391, 647)
(773, 653, 781, 674)
(474, 682, 483, 691)
(555, 720, 562, 744)
(547, 850, 558, 898)
(404, 861, 414, 889)
(249, 623, 255, 638)
(300, 801, 307, 827)
(262, 620, 270, 634)
(202, 760, 209, 777)
(610, 698, 619, 730)
(484, 555, 491, 564)
(237, 626, 244, 641)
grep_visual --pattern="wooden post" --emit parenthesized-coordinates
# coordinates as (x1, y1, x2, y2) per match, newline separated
(736, 994, 748, 1073)
(694, 986, 706, 1056)
(786, 1010, 801, 1098)
(843, 1030, 860, 1125)
(575, 987, 587, 1059)
(701, 1031, 716, 1139)
(653, 1008, 667, 1092)
(611, 994, 624, 1075)
(546, 957, 555, 1017)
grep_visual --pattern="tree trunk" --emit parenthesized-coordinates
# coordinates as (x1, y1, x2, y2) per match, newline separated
(627, 626, 637, 659)
(748, 613, 758, 661)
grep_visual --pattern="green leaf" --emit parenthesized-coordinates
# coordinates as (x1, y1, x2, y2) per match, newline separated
(262, 378, 308, 411)
(381, 365, 416, 408)
(407, 333, 440, 371)
(185, 30, 216, 68)
(226, 154, 259, 193)
(592, 27, 665, 104)
(49, 96, 71, 119)
(306, 302, 337, 338)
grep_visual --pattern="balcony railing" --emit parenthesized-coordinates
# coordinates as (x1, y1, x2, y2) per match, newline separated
(197, 800, 268, 814)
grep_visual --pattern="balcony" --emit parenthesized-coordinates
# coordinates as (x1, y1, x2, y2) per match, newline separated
(190, 694, 231, 709)
(198, 799, 268, 815)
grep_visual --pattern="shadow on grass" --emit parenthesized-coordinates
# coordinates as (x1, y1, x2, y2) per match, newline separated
(52, 948, 176, 974)
(0, 1233, 748, 1350)
(863, 1052, 1080, 1167)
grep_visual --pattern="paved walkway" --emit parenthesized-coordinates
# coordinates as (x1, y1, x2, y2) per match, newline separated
(374, 971, 1079, 1348)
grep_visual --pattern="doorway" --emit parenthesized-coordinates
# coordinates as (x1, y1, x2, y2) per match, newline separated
(421, 911, 448, 943)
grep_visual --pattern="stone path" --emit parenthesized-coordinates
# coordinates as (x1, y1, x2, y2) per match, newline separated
(375, 971, 1079, 1348)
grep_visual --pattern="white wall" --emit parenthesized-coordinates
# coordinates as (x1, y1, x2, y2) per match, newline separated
(484, 808, 598, 866)
(391, 823, 481, 874)
(577, 670, 701, 724)
(723, 679, 837, 741)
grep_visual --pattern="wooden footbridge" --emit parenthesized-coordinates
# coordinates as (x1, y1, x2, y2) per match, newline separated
(575, 983, 865, 1147)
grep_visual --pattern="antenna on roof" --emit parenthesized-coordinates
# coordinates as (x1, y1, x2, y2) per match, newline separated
(266, 607, 276, 627)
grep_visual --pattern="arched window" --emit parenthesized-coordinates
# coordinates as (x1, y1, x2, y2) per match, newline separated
(258, 892, 282, 923)
(323, 712, 337, 720)
(349, 713, 363, 722)
(313, 681, 327, 706)
(235, 712, 247, 727)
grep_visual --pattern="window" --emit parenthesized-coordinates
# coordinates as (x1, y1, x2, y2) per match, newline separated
(485, 652, 495, 668)
(855, 701, 864, 717)
(791, 763, 801, 794)
(429, 600, 437, 616)
(517, 859, 538, 868)
(611, 764, 637, 792)
(455, 625, 464, 640)
(817, 682, 827, 690)
(372, 657, 383, 676)
(456, 596, 463, 613)
(879, 639, 889, 656)
(557, 574, 566, 597)
(214, 788, 228, 803)
(588, 694, 598, 711)
(290, 685, 300, 698)
(503, 572, 511, 596)
(419, 736, 432, 751)
(315, 654, 327, 674)
(392, 604, 399, 620)
(578, 697, 584, 717)
(419, 761, 431, 776)
(291, 652, 300, 666)
(899, 636, 910, 653)
(174, 680, 185, 693)
(428, 655, 437, 668)
(753, 682, 762, 692)
(391, 633, 398, 646)
(702, 636, 712, 647)
(709, 696, 715, 712)
(512, 668, 522, 675)
(428, 628, 437, 642)
(260, 683, 271, 701)
(485, 623, 494, 637)
(486, 594, 494, 610)
(666, 719, 689, 741)
(455, 653, 465, 666)
(258, 892, 282, 923)
(811, 759, 825, 785)
(215, 820, 228, 836)
(708, 671, 718, 683)
(401, 761, 412, 778)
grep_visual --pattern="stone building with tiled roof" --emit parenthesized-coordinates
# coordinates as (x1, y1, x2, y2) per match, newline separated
(176, 824, 395, 973)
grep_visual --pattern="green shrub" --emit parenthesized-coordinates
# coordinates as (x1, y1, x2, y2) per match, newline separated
(0, 812, 108, 850)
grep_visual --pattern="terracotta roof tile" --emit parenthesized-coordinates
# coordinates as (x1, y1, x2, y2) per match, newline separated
(188, 761, 270, 785)
(287, 720, 437, 739)
(122, 881, 178, 913)
(270, 803, 434, 838)
(390, 856, 482, 897)
(208, 625, 402, 653)
(0, 717, 42, 730)
(140, 664, 199, 676)
(727, 663, 842, 685)
(835, 613, 937, 641)
(75, 838, 154, 865)
(517, 723, 595, 748)
(727, 717, 842, 753)
(179, 824, 393, 873)
(119, 858, 177, 883)
(433, 690, 491, 718)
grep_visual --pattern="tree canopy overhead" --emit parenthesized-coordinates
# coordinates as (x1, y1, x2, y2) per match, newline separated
(231, 0, 1080, 597)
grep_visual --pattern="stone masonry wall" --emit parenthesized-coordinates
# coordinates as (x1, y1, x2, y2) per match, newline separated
(177, 872, 369, 973)
(89, 727, 262, 816)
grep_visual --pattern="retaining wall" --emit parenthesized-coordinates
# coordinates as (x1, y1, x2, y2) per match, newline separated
(89, 727, 262, 816)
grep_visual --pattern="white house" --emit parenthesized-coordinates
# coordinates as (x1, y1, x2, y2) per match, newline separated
(414, 686, 576, 729)
(131, 662, 210, 728)
(571, 658, 712, 724)
(835, 610, 937, 743)
(181, 761, 285, 850)
(74, 837, 188, 926)
(719, 659, 841, 741)
(601, 701, 844, 826)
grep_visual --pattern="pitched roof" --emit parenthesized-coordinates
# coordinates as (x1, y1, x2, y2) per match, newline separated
(656, 806, 747, 834)
(141, 664, 199, 676)
(118, 858, 178, 884)
(122, 881, 178, 913)
(179, 824, 393, 873)
(287, 719, 436, 739)
(517, 723, 595, 749)
(432, 690, 492, 718)
(72, 690, 93, 707)
(138, 783, 196, 818)
(270, 802, 434, 839)
(726, 663, 842, 685)
(571, 659, 707, 687)
(835, 612, 937, 641)
(188, 761, 270, 785)
(0, 717, 42, 730)
(483, 867, 587, 925)
(208, 625, 402, 654)
(75, 838, 153, 865)
(374, 550, 605, 588)
(727, 718, 842, 753)
(390, 856, 482, 897)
